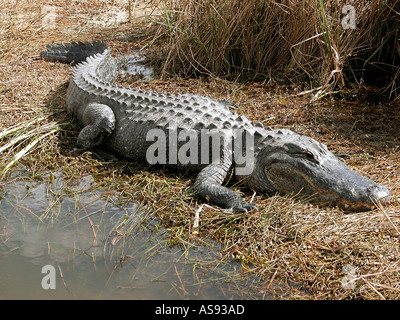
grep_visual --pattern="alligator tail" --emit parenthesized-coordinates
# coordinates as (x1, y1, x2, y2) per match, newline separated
(40, 41, 109, 64)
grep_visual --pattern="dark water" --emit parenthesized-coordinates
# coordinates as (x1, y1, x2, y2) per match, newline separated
(0, 171, 263, 299)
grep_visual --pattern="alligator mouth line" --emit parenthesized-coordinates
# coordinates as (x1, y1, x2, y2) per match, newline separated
(265, 164, 385, 210)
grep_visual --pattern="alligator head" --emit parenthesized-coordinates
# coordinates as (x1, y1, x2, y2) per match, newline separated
(247, 129, 390, 211)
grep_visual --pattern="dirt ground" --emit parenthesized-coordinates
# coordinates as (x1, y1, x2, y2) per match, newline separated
(1, 0, 400, 299)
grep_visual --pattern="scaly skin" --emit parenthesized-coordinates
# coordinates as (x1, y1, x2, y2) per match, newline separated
(41, 42, 390, 212)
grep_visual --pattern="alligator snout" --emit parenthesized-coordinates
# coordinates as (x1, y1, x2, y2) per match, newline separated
(368, 184, 391, 202)
(341, 183, 391, 211)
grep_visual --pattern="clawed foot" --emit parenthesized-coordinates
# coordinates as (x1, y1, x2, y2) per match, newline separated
(231, 201, 256, 213)
(88, 148, 119, 162)
(68, 146, 119, 162)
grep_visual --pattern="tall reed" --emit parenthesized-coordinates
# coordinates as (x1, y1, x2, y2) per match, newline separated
(154, 0, 400, 96)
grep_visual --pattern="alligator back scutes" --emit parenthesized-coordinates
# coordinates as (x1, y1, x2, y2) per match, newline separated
(69, 46, 259, 133)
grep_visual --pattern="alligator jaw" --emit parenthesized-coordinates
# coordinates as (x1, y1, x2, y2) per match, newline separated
(334, 182, 391, 212)
(270, 157, 390, 211)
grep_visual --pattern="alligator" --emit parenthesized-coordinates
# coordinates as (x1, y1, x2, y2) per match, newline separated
(41, 41, 390, 212)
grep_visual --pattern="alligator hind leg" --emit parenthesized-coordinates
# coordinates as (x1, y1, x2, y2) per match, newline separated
(193, 162, 255, 213)
(76, 102, 116, 149)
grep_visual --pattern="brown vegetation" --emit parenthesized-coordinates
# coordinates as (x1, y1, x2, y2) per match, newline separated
(154, 0, 400, 99)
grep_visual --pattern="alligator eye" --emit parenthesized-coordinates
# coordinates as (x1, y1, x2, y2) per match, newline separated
(291, 149, 318, 164)
(304, 151, 318, 164)
(305, 151, 314, 160)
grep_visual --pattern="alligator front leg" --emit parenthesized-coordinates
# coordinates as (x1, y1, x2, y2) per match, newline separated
(193, 162, 255, 213)
(76, 102, 116, 148)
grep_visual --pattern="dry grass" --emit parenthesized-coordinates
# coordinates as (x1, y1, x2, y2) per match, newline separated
(153, 0, 400, 99)
(0, 0, 400, 299)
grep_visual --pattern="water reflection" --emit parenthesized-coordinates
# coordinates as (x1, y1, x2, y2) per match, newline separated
(0, 171, 264, 299)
